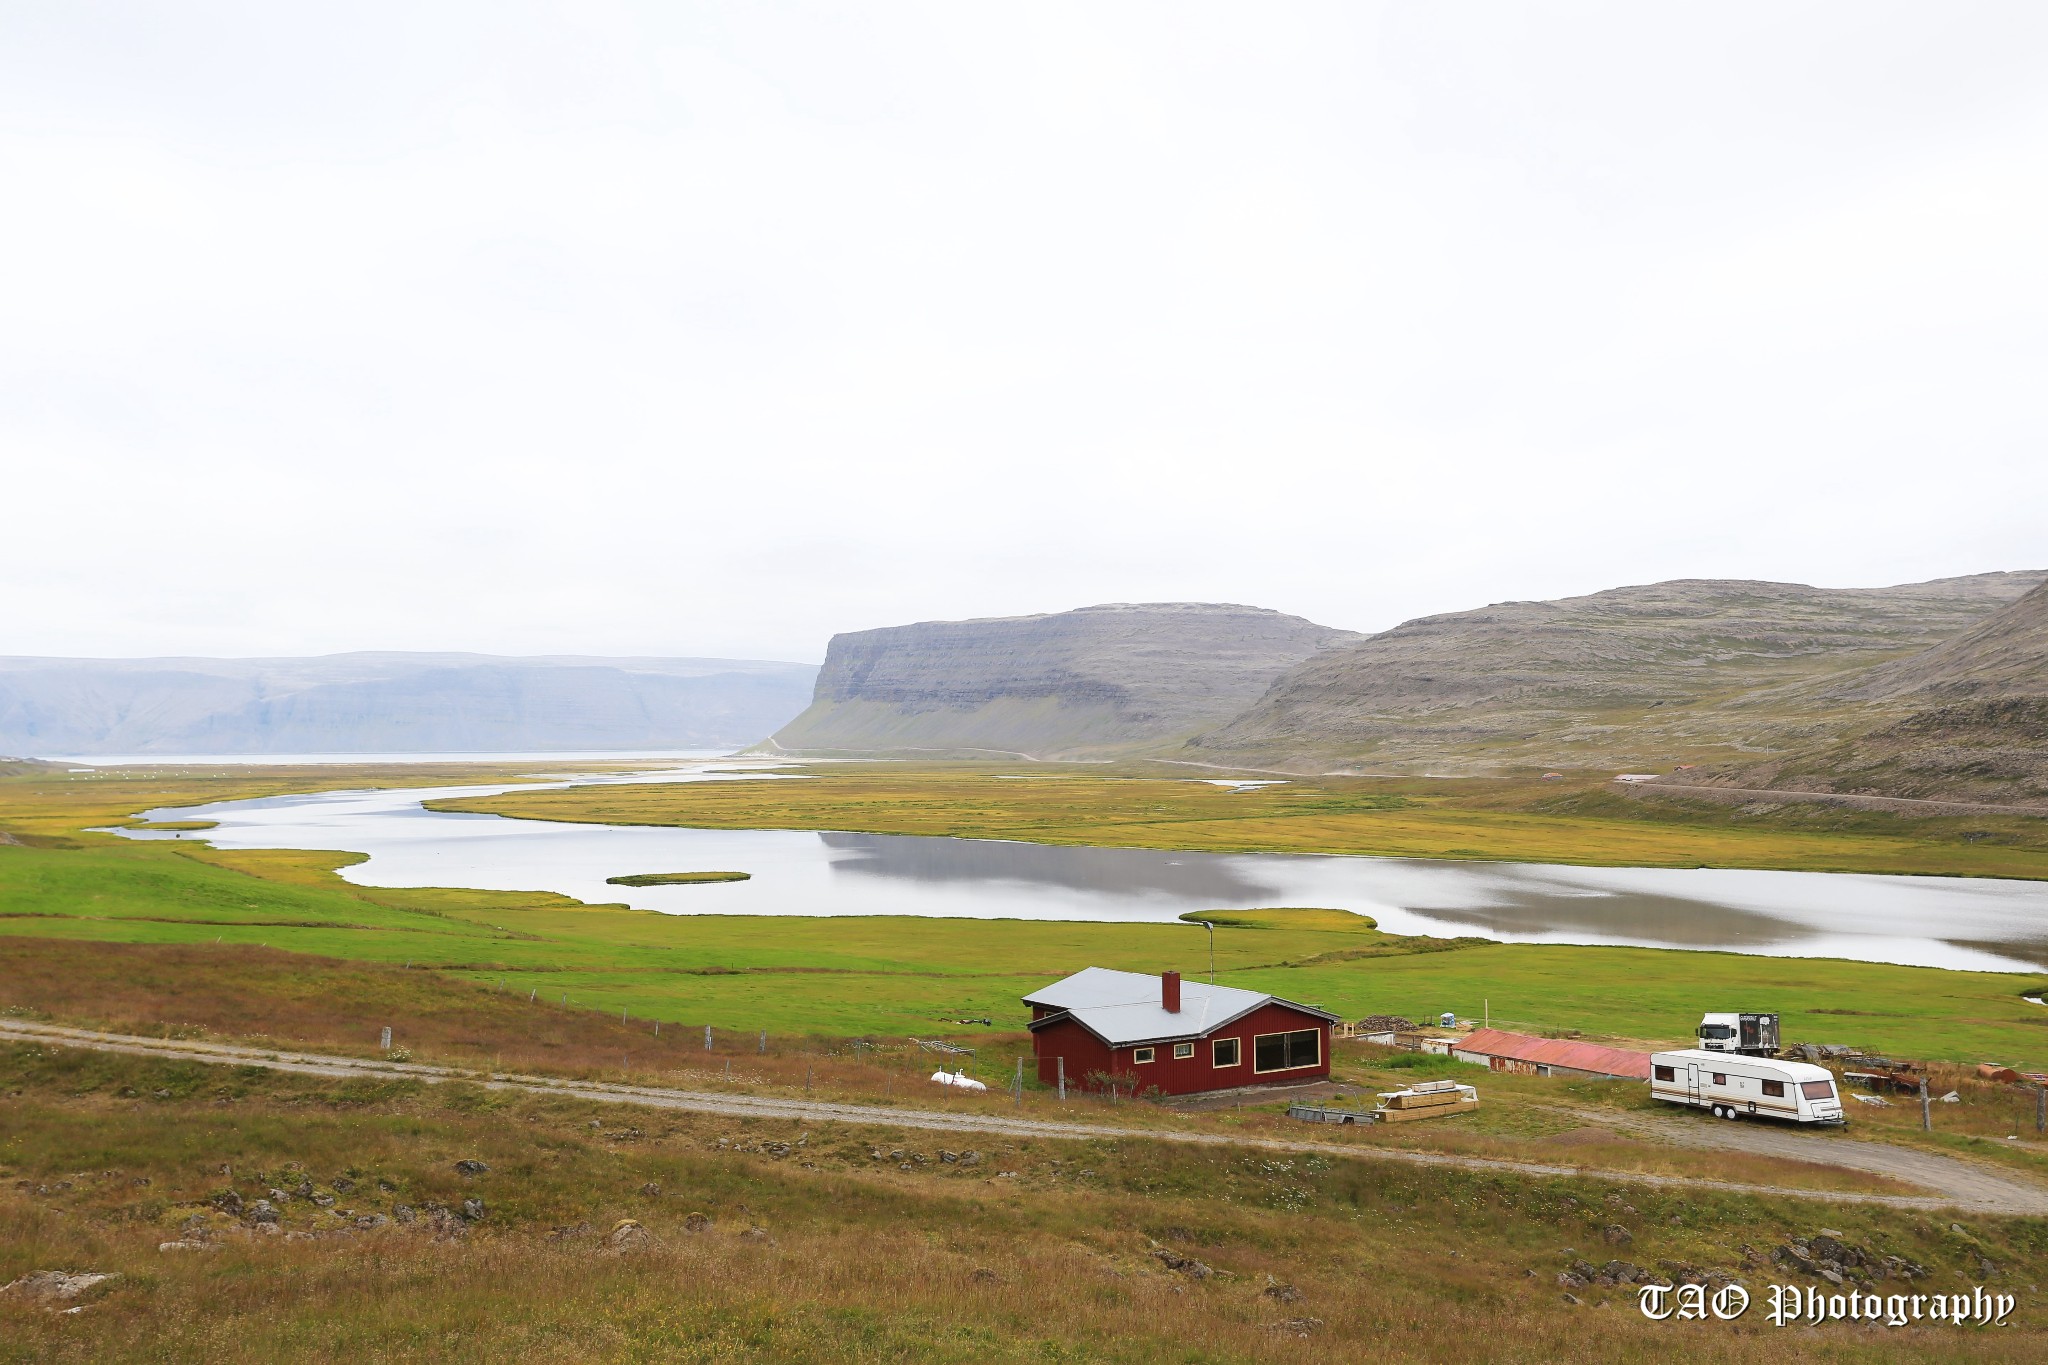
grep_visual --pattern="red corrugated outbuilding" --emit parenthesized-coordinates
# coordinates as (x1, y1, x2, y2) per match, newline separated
(1025, 968, 1339, 1097)
(1451, 1028, 1652, 1080)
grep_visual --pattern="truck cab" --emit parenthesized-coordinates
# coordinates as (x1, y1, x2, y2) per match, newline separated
(1697, 1012, 1779, 1057)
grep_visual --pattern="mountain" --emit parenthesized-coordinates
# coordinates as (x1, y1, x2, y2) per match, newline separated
(1666, 580, 2048, 806)
(766, 603, 1361, 759)
(1183, 572, 2047, 775)
(1832, 578, 2048, 702)
(0, 653, 819, 756)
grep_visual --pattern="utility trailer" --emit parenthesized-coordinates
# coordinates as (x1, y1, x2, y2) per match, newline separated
(1287, 1080, 1481, 1126)
(1696, 1012, 1779, 1057)
(1287, 1102, 1373, 1125)
(1650, 1049, 1844, 1125)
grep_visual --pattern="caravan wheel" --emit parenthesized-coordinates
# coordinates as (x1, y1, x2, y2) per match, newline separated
(1708, 1104, 1725, 1119)
(1720, 1106, 1739, 1121)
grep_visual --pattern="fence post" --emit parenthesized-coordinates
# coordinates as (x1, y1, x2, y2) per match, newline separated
(1920, 1078, 1931, 1132)
(1014, 1056, 1022, 1106)
(705, 1025, 713, 1052)
(806, 1063, 812, 1094)
(380, 1026, 391, 1052)
(2037, 1084, 2045, 1135)
(1057, 1056, 1065, 1102)
(759, 1029, 766, 1055)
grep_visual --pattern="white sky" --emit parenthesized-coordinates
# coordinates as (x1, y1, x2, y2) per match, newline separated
(5, 2, 2046, 662)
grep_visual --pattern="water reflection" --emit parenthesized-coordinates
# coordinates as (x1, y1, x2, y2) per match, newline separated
(819, 831, 1281, 903)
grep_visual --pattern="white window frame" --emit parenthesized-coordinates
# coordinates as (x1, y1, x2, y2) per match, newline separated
(1212, 1037, 1241, 1068)
(1132, 1046, 1155, 1064)
(1173, 1042, 1194, 1059)
(1252, 1028, 1322, 1075)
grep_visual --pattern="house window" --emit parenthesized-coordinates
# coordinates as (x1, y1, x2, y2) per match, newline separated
(1173, 1043, 1194, 1059)
(1253, 1028, 1321, 1074)
(1653, 1065, 1675, 1082)
(1711, 1073, 1727, 1085)
(1212, 1038, 1241, 1068)
(1132, 1047, 1155, 1064)
(1762, 1080, 1785, 1098)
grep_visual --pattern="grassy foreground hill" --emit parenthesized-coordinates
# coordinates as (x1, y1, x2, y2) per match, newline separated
(7, 762, 2048, 1359)
(12, 945, 2048, 1358)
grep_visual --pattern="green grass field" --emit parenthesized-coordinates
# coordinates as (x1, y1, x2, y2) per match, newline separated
(3, 766, 2045, 1067)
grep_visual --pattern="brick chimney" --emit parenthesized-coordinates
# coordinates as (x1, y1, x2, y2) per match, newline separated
(1162, 970, 1181, 1014)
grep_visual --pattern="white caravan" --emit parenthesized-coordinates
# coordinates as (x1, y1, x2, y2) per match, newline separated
(1649, 1048, 1845, 1125)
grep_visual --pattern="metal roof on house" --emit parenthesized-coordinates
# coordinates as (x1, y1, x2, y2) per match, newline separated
(1023, 967, 1337, 1049)
(1454, 1028, 1652, 1080)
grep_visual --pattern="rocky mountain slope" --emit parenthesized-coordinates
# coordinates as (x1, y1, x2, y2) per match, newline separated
(767, 603, 1360, 759)
(1665, 580, 2048, 806)
(0, 653, 818, 756)
(1182, 572, 2046, 775)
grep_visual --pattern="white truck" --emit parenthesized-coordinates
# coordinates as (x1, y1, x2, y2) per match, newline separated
(1649, 1048, 1845, 1125)
(1695, 1011, 1779, 1057)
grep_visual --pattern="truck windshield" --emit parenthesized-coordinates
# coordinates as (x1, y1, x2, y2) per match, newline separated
(1800, 1080, 1835, 1101)
(1700, 1025, 1733, 1038)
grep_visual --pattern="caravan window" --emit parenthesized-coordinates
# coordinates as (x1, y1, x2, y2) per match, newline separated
(1711, 1073, 1727, 1085)
(1653, 1065, 1675, 1081)
(1800, 1080, 1836, 1101)
(1762, 1080, 1785, 1098)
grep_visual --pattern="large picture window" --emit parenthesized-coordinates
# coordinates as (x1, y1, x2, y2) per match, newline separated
(1212, 1038, 1240, 1068)
(1252, 1028, 1321, 1074)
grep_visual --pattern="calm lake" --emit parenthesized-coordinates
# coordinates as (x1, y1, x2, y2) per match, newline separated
(114, 759, 2048, 974)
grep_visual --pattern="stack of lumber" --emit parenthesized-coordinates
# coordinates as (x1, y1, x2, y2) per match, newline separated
(1372, 1079, 1479, 1123)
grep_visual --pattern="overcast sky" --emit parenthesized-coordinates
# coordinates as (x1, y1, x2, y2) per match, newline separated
(5, 2, 2046, 662)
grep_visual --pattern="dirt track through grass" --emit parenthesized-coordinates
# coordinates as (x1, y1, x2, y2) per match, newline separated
(9, 1018, 2045, 1215)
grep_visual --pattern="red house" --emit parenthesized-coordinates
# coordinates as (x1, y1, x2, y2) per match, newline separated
(1025, 967, 1338, 1097)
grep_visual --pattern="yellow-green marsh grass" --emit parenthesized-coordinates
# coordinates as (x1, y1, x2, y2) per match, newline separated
(438, 764, 2048, 880)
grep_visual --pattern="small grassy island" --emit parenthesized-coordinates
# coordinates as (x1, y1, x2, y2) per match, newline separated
(604, 870, 751, 886)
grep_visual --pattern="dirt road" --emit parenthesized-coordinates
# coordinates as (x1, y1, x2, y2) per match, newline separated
(1588, 1106, 2048, 1214)
(7, 1019, 2045, 1214)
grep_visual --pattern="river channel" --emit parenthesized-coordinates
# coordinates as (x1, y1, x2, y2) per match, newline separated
(113, 760, 2048, 974)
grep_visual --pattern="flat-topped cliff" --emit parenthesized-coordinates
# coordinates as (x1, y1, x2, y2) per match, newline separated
(767, 602, 1360, 759)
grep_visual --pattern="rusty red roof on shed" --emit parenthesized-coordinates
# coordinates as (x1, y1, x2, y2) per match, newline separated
(1455, 1028, 1652, 1079)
